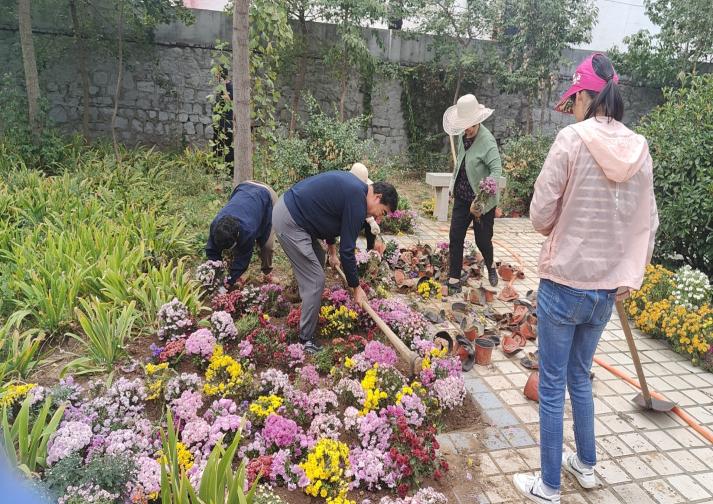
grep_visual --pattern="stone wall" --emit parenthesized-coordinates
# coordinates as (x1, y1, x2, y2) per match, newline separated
(0, 9, 663, 155)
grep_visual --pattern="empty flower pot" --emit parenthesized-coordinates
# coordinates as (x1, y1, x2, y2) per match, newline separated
(455, 335, 475, 372)
(464, 325, 478, 342)
(474, 338, 495, 366)
(524, 371, 539, 402)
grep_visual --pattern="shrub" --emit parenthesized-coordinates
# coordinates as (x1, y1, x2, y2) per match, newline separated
(499, 134, 553, 216)
(637, 74, 713, 276)
(255, 94, 376, 192)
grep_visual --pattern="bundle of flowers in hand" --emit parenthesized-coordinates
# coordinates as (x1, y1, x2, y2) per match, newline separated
(470, 176, 498, 219)
(626, 264, 713, 369)
(195, 260, 227, 296)
(380, 210, 417, 234)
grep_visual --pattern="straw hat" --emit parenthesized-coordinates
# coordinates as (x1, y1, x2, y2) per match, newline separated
(349, 162, 373, 185)
(442, 94, 494, 136)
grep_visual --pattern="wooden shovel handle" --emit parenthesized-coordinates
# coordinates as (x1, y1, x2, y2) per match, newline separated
(615, 300, 653, 407)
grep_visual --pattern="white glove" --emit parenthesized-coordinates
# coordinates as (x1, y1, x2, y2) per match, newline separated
(367, 217, 380, 235)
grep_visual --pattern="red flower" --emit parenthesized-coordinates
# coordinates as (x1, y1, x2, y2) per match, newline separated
(397, 484, 410, 498)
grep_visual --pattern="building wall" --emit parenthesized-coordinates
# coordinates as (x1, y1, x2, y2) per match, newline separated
(0, 10, 663, 155)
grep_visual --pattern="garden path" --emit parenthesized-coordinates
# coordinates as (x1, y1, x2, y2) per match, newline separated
(371, 216, 713, 504)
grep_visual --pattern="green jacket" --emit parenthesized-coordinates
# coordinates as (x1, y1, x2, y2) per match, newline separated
(449, 125, 502, 214)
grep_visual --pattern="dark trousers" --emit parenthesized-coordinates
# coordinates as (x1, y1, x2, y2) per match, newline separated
(363, 221, 376, 250)
(448, 197, 495, 279)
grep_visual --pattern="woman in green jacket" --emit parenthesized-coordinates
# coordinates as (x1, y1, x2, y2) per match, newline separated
(442, 94, 502, 294)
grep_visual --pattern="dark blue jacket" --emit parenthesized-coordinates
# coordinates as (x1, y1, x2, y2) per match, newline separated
(206, 182, 273, 284)
(284, 171, 367, 287)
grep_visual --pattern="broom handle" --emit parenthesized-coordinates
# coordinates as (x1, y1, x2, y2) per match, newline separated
(615, 300, 653, 407)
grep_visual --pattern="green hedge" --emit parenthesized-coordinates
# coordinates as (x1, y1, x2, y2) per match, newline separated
(637, 74, 713, 276)
(499, 134, 553, 216)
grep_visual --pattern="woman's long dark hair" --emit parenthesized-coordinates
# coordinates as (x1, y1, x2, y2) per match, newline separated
(584, 54, 624, 122)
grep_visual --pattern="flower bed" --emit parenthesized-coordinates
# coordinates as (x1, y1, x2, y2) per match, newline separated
(0, 272, 464, 504)
(626, 264, 713, 370)
(380, 210, 417, 234)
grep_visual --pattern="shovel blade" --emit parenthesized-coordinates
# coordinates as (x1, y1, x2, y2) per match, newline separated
(632, 393, 676, 412)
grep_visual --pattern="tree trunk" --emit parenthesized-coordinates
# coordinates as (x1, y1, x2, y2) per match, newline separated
(18, 0, 42, 139)
(288, 14, 308, 136)
(233, 0, 252, 186)
(69, 0, 90, 141)
(338, 71, 348, 121)
(111, 1, 124, 162)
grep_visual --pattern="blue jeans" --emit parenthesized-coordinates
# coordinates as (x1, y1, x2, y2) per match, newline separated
(537, 279, 616, 490)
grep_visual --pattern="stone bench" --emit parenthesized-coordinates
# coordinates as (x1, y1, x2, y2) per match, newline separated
(425, 172, 507, 222)
(425, 172, 452, 222)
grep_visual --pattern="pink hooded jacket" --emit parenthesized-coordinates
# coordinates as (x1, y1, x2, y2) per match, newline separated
(530, 117, 659, 291)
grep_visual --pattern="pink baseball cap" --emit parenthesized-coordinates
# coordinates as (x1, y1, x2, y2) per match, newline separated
(554, 53, 619, 113)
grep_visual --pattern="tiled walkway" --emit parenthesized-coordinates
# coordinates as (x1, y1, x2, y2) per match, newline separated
(380, 216, 713, 504)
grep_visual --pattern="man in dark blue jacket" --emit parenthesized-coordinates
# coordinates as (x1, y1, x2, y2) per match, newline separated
(272, 170, 398, 353)
(206, 180, 277, 286)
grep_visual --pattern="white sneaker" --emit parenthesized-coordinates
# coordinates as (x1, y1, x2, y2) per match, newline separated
(513, 473, 561, 504)
(561, 452, 597, 489)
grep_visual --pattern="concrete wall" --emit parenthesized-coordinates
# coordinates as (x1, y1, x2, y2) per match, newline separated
(0, 9, 663, 155)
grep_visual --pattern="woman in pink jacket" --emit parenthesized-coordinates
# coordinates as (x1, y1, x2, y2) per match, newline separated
(513, 53, 658, 504)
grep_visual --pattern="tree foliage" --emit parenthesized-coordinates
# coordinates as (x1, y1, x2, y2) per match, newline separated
(610, 0, 713, 86)
(637, 74, 713, 275)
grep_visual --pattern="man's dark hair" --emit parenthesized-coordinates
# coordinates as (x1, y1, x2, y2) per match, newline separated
(372, 181, 399, 212)
(213, 215, 240, 252)
(584, 54, 624, 122)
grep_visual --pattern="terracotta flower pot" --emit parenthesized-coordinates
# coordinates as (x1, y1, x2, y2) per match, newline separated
(497, 263, 515, 282)
(483, 289, 495, 303)
(464, 326, 478, 342)
(468, 288, 481, 305)
(524, 371, 539, 402)
(474, 338, 495, 366)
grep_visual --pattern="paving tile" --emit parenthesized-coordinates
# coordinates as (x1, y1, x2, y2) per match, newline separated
(593, 397, 613, 414)
(516, 447, 541, 470)
(493, 360, 521, 374)
(667, 474, 711, 501)
(639, 452, 682, 476)
(465, 377, 491, 395)
(683, 388, 713, 405)
(680, 373, 712, 388)
(483, 375, 514, 390)
(593, 416, 613, 436)
(450, 431, 480, 454)
(618, 432, 656, 453)
(435, 434, 456, 455)
(612, 483, 657, 504)
(631, 410, 678, 429)
(484, 408, 520, 428)
(453, 487, 490, 504)
(498, 389, 528, 405)
(642, 430, 682, 451)
(641, 480, 686, 504)
(594, 459, 631, 484)
(483, 475, 519, 503)
(480, 427, 510, 450)
(617, 455, 657, 479)
(500, 426, 535, 448)
(669, 448, 710, 473)
(602, 394, 640, 413)
(473, 391, 505, 410)
(598, 435, 633, 457)
(691, 447, 713, 469)
(692, 472, 713, 495)
(601, 378, 638, 395)
(587, 488, 624, 504)
(597, 414, 635, 434)
(665, 390, 698, 407)
(478, 452, 502, 476)
(508, 373, 530, 392)
(511, 404, 540, 424)
(666, 427, 707, 448)
(490, 449, 530, 473)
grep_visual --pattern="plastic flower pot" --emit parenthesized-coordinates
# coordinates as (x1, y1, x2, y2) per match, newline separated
(524, 371, 539, 402)
(474, 338, 495, 366)
(464, 325, 478, 342)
